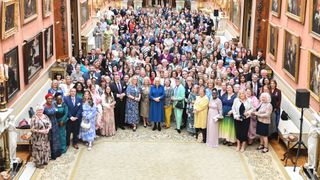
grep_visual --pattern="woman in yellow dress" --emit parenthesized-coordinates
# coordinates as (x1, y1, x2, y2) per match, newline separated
(194, 86, 209, 143)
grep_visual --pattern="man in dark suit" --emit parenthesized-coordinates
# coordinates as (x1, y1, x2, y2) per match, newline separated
(83, 65, 101, 84)
(110, 73, 126, 130)
(64, 88, 82, 149)
(251, 74, 261, 98)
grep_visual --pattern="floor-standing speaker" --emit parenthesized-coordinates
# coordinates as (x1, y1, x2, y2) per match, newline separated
(214, 10, 219, 17)
(295, 89, 310, 108)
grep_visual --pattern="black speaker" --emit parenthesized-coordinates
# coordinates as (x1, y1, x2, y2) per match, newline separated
(214, 10, 219, 17)
(295, 89, 310, 108)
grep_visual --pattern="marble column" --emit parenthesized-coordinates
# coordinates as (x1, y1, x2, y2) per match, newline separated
(175, 0, 184, 10)
(135, 0, 143, 9)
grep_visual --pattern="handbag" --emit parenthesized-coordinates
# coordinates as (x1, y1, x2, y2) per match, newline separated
(175, 100, 184, 109)
(81, 118, 91, 130)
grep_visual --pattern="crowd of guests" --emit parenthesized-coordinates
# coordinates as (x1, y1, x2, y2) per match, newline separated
(30, 6, 282, 169)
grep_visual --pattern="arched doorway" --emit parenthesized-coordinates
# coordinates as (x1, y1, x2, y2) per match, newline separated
(142, 0, 176, 8)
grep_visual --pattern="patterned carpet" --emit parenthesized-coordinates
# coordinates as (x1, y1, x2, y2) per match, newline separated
(31, 126, 290, 180)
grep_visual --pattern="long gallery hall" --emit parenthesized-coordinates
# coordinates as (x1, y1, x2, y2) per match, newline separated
(0, 0, 319, 180)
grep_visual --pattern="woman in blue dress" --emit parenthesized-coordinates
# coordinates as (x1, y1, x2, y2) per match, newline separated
(79, 90, 97, 150)
(125, 76, 141, 131)
(149, 77, 165, 131)
(43, 93, 62, 160)
(54, 93, 68, 154)
(219, 85, 237, 146)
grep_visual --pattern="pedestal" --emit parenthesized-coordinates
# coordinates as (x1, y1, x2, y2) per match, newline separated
(191, 1, 197, 11)
(175, 0, 184, 10)
(135, 0, 143, 10)
(216, 16, 228, 36)
(121, 0, 128, 8)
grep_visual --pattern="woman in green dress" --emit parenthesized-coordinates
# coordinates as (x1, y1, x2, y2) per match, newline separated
(54, 93, 68, 153)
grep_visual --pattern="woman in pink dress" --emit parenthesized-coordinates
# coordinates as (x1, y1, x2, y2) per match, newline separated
(207, 88, 223, 148)
(246, 88, 260, 144)
(101, 86, 116, 136)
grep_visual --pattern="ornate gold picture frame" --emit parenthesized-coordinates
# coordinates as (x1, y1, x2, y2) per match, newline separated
(271, 0, 281, 17)
(20, 0, 38, 24)
(282, 29, 300, 82)
(1, 0, 19, 40)
(310, 0, 320, 40)
(285, 0, 306, 23)
(267, 23, 279, 61)
(42, 0, 52, 18)
(308, 50, 320, 102)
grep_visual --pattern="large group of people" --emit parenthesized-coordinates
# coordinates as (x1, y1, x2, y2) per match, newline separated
(30, 6, 282, 169)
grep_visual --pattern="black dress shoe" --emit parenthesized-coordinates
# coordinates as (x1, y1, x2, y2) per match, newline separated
(152, 125, 157, 131)
(120, 126, 125, 130)
(177, 129, 181, 134)
(158, 125, 161, 131)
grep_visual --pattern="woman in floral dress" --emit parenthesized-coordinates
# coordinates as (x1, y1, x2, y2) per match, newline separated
(31, 105, 51, 169)
(186, 85, 198, 135)
(79, 90, 97, 150)
(125, 76, 141, 131)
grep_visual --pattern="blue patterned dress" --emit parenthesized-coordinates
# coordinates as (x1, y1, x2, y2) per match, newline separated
(43, 104, 62, 160)
(79, 102, 97, 142)
(125, 85, 141, 124)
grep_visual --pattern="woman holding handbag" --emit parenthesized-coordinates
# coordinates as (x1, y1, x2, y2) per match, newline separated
(172, 77, 185, 134)
(79, 90, 97, 151)
(207, 88, 223, 148)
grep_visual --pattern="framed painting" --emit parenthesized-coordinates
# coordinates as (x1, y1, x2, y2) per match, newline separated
(23, 33, 43, 84)
(44, 25, 53, 60)
(282, 29, 300, 82)
(80, 1, 89, 26)
(4, 47, 20, 100)
(268, 23, 279, 60)
(310, 0, 320, 39)
(230, 0, 241, 29)
(271, 0, 281, 17)
(286, 0, 306, 23)
(1, 0, 19, 40)
(20, 0, 38, 24)
(42, 0, 52, 18)
(308, 51, 320, 101)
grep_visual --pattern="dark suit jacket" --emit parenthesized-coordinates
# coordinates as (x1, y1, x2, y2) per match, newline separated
(64, 96, 83, 120)
(110, 81, 127, 102)
(83, 72, 101, 84)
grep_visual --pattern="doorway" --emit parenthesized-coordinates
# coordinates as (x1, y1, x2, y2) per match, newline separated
(242, 0, 252, 49)
(70, 0, 80, 57)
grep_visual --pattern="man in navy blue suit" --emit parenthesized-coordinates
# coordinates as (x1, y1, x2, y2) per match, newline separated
(64, 88, 82, 149)
(83, 65, 101, 84)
